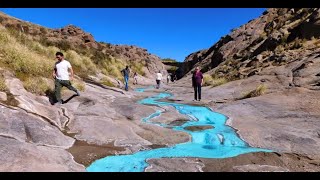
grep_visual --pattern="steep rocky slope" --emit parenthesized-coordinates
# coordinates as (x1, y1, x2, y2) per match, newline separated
(174, 9, 320, 155)
(180, 8, 320, 89)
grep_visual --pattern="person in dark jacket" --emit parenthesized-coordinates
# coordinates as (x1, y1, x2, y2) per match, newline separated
(192, 67, 203, 101)
(121, 66, 130, 91)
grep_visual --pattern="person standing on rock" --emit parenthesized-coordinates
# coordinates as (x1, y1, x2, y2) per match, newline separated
(156, 70, 163, 89)
(53, 52, 80, 105)
(133, 72, 138, 85)
(121, 66, 130, 91)
(192, 67, 203, 101)
(167, 74, 171, 84)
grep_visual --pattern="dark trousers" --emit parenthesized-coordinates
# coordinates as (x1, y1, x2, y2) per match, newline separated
(156, 80, 161, 89)
(194, 84, 201, 100)
(55, 79, 78, 103)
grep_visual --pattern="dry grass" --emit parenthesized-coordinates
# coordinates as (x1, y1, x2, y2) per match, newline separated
(100, 77, 115, 87)
(130, 61, 145, 76)
(314, 40, 320, 47)
(0, 76, 7, 92)
(240, 84, 267, 99)
(3, 92, 20, 107)
(203, 74, 213, 86)
(100, 57, 125, 80)
(65, 50, 97, 76)
(211, 77, 228, 87)
(0, 28, 54, 77)
(0, 24, 149, 96)
(30, 41, 48, 55)
(1, 27, 97, 79)
(47, 46, 61, 57)
(275, 45, 285, 53)
(0, 27, 98, 95)
(73, 79, 86, 91)
(203, 74, 228, 87)
(23, 77, 51, 95)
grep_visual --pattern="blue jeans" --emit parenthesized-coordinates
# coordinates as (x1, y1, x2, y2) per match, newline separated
(124, 76, 129, 91)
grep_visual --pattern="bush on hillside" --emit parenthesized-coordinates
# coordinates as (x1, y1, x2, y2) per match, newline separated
(239, 84, 267, 99)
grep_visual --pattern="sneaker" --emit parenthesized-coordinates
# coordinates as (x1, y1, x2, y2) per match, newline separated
(56, 101, 63, 105)
(75, 90, 80, 96)
(193, 99, 197, 101)
(198, 99, 201, 101)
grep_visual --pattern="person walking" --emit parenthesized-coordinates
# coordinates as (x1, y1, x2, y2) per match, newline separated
(156, 70, 162, 89)
(121, 65, 130, 91)
(192, 67, 203, 101)
(53, 52, 80, 105)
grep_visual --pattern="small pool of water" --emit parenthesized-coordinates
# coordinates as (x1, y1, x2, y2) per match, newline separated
(134, 86, 154, 92)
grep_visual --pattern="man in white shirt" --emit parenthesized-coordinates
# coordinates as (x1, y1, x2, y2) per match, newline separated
(53, 52, 80, 104)
(156, 70, 162, 89)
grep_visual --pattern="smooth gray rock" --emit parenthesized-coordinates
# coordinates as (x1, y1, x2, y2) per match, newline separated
(0, 137, 85, 172)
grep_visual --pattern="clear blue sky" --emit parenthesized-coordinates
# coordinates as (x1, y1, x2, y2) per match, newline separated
(0, 8, 265, 62)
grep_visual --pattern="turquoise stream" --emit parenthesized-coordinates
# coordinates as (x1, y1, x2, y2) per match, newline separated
(87, 88, 272, 172)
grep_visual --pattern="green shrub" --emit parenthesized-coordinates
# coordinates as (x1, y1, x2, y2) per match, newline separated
(168, 66, 178, 72)
(162, 58, 177, 63)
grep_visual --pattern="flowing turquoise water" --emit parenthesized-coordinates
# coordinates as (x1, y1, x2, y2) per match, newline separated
(134, 86, 154, 92)
(87, 88, 272, 172)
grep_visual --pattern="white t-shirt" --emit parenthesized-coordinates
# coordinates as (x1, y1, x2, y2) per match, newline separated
(156, 73, 162, 80)
(55, 60, 71, 80)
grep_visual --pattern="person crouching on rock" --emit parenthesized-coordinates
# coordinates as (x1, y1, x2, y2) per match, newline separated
(192, 67, 203, 101)
(53, 52, 80, 105)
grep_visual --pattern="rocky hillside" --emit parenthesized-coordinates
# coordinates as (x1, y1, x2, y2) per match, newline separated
(0, 11, 167, 83)
(180, 8, 320, 89)
(161, 58, 183, 79)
